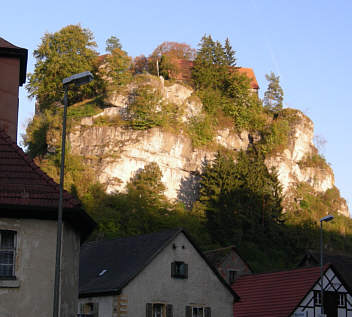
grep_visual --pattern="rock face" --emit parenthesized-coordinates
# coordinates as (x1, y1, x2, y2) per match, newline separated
(66, 80, 349, 217)
(265, 112, 333, 193)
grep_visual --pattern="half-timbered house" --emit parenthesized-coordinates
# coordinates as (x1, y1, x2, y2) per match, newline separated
(232, 264, 352, 317)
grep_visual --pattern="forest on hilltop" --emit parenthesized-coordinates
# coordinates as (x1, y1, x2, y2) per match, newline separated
(24, 24, 352, 272)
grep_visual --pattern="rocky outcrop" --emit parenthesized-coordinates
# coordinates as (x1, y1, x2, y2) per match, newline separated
(265, 112, 334, 193)
(65, 79, 349, 216)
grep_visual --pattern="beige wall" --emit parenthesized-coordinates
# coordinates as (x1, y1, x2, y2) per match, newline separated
(0, 217, 80, 317)
(80, 232, 235, 317)
(0, 57, 20, 142)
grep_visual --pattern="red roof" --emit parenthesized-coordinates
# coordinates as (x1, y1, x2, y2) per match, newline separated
(0, 129, 96, 238)
(173, 59, 259, 89)
(232, 265, 330, 317)
(0, 129, 79, 209)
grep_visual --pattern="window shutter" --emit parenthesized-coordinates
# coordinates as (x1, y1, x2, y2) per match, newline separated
(146, 303, 153, 317)
(184, 263, 188, 278)
(205, 307, 211, 317)
(93, 303, 99, 317)
(171, 262, 176, 277)
(166, 304, 173, 317)
(185, 306, 192, 317)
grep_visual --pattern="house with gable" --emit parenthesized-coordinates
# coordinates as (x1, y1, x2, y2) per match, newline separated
(299, 250, 352, 289)
(204, 246, 252, 285)
(78, 228, 239, 317)
(0, 37, 96, 317)
(232, 264, 352, 317)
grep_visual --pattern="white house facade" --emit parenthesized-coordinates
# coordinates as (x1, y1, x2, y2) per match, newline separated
(78, 229, 238, 317)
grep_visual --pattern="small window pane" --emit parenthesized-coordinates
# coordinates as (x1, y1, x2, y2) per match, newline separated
(0, 231, 16, 278)
(338, 293, 346, 307)
(1, 231, 15, 249)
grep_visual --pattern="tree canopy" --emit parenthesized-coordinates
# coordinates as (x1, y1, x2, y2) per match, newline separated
(264, 72, 284, 113)
(26, 24, 99, 112)
(105, 35, 122, 52)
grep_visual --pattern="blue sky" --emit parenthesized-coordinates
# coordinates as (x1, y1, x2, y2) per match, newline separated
(2, 0, 351, 214)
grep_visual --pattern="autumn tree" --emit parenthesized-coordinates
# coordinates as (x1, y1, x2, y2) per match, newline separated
(264, 72, 284, 113)
(132, 55, 148, 74)
(26, 24, 99, 112)
(148, 41, 196, 77)
(105, 35, 122, 52)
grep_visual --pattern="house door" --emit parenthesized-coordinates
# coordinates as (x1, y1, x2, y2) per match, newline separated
(324, 291, 338, 317)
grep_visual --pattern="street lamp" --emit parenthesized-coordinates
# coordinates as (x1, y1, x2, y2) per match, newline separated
(53, 71, 93, 317)
(319, 214, 334, 316)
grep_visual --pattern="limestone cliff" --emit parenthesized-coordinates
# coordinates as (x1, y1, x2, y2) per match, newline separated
(59, 77, 348, 217)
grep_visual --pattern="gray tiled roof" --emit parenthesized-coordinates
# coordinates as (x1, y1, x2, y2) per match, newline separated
(79, 229, 181, 296)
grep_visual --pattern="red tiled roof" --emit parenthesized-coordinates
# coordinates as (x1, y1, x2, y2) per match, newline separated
(0, 129, 80, 209)
(232, 264, 330, 317)
(237, 67, 259, 89)
(173, 59, 259, 89)
(0, 128, 96, 239)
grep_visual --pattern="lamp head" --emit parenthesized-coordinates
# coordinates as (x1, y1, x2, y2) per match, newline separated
(62, 71, 94, 87)
(320, 215, 334, 223)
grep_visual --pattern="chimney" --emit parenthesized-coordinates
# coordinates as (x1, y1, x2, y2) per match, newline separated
(0, 37, 28, 142)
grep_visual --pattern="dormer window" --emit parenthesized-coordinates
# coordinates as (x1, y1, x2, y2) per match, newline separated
(171, 261, 188, 279)
(0, 230, 16, 278)
(228, 270, 238, 284)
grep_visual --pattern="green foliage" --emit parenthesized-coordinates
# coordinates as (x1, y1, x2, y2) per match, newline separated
(23, 110, 55, 158)
(100, 48, 132, 92)
(105, 35, 122, 52)
(298, 153, 331, 171)
(26, 24, 99, 112)
(188, 115, 215, 147)
(224, 37, 236, 66)
(199, 150, 284, 247)
(264, 72, 284, 113)
(129, 85, 164, 129)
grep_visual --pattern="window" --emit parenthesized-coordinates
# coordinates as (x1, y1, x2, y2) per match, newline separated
(338, 293, 346, 307)
(228, 270, 238, 284)
(186, 306, 211, 317)
(314, 291, 322, 306)
(146, 303, 173, 317)
(0, 230, 16, 278)
(171, 261, 188, 279)
(79, 302, 99, 317)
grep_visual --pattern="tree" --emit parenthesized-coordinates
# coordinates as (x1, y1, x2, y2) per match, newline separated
(151, 41, 196, 60)
(224, 37, 236, 66)
(132, 55, 148, 74)
(99, 48, 132, 90)
(26, 25, 98, 112)
(105, 35, 122, 52)
(263, 72, 284, 113)
(199, 150, 283, 246)
(148, 41, 196, 76)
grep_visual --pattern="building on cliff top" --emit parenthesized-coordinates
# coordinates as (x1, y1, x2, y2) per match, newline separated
(0, 37, 96, 317)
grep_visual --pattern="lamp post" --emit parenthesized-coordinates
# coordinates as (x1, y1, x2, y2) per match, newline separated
(53, 71, 93, 317)
(319, 214, 334, 316)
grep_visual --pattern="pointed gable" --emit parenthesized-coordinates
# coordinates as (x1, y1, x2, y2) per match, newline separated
(0, 129, 95, 238)
(232, 265, 331, 317)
